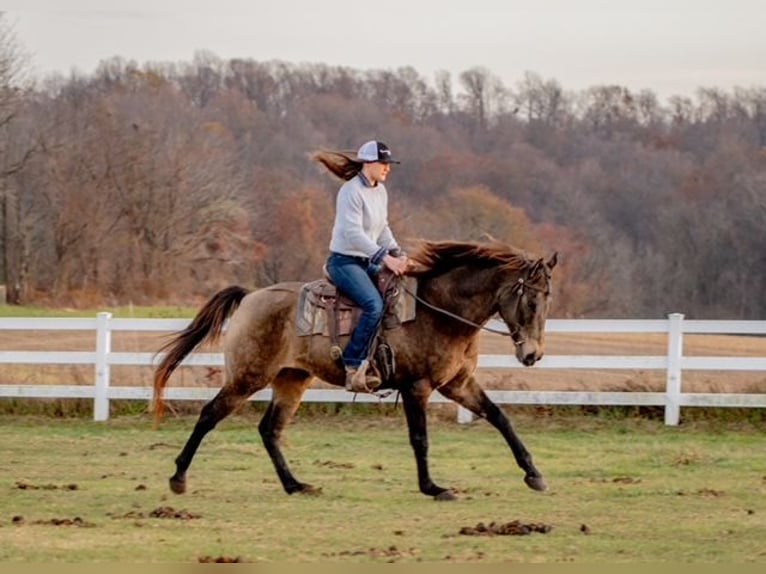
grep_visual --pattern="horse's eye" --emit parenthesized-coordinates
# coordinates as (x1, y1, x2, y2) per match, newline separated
(528, 300, 537, 313)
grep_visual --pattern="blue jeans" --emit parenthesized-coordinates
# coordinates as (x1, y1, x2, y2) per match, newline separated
(325, 252, 383, 368)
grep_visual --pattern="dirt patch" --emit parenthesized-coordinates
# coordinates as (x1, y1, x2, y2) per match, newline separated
(109, 506, 201, 520)
(313, 459, 354, 469)
(148, 442, 177, 450)
(323, 546, 420, 560)
(12, 516, 95, 527)
(198, 555, 248, 563)
(676, 488, 725, 497)
(459, 520, 552, 536)
(14, 481, 78, 490)
(588, 476, 642, 485)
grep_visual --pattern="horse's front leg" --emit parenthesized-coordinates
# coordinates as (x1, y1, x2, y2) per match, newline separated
(400, 379, 456, 501)
(438, 375, 547, 492)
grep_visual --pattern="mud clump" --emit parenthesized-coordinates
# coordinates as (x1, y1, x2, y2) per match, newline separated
(198, 555, 247, 563)
(110, 506, 201, 520)
(459, 520, 552, 536)
(149, 506, 201, 519)
(14, 481, 78, 491)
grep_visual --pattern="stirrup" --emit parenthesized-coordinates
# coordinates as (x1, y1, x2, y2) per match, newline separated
(345, 360, 381, 393)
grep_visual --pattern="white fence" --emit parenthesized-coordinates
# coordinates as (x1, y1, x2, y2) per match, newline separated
(1, 313, 765, 425)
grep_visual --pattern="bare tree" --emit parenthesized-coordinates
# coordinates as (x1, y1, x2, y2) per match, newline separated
(0, 13, 27, 126)
(0, 13, 34, 303)
(458, 67, 511, 132)
(515, 71, 568, 127)
(434, 70, 455, 115)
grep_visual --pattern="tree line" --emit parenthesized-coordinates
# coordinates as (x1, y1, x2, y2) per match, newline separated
(1, 17, 765, 318)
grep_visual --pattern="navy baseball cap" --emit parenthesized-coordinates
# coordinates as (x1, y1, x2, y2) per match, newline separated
(355, 140, 400, 164)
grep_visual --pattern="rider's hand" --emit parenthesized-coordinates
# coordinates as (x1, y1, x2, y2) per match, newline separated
(383, 254, 408, 276)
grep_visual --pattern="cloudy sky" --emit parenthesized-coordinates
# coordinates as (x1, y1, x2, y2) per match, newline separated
(4, 0, 765, 100)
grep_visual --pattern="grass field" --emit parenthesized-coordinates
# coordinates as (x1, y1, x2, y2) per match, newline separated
(2, 304, 765, 563)
(1, 412, 764, 563)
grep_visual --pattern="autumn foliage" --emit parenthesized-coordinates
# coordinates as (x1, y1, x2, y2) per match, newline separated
(1, 27, 765, 318)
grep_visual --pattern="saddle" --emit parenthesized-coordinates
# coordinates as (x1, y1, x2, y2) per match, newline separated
(296, 270, 417, 382)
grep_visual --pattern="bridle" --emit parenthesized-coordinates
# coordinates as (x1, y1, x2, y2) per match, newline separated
(501, 274, 550, 346)
(402, 264, 550, 344)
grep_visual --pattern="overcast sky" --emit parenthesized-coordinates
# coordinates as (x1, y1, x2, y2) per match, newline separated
(4, 0, 765, 101)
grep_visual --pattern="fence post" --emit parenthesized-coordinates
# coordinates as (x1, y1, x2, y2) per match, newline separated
(457, 406, 474, 424)
(93, 312, 112, 421)
(664, 312, 684, 426)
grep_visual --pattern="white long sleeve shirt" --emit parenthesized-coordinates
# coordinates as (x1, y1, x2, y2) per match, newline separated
(328, 174, 399, 262)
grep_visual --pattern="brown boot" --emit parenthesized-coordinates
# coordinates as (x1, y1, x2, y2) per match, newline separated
(344, 360, 381, 393)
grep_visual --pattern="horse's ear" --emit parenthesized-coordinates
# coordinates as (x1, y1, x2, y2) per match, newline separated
(479, 232, 497, 243)
(546, 252, 558, 270)
(529, 258, 543, 275)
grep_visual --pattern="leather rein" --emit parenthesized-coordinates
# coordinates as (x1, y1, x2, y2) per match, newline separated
(401, 269, 550, 345)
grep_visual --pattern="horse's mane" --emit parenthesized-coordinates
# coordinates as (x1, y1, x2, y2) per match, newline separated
(407, 239, 530, 277)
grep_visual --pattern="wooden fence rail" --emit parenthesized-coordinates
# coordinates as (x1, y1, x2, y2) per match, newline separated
(1, 313, 765, 425)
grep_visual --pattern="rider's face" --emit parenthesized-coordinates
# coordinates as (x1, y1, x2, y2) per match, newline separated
(366, 161, 392, 184)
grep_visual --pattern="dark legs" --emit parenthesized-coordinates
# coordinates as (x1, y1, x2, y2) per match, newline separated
(168, 368, 313, 496)
(400, 380, 455, 500)
(168, 367, 544, 499)
(438, 376, 547, 492)
(169, 386, 247, 494)
(258, 369, 316, 494)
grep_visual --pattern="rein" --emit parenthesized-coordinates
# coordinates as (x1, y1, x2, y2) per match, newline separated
(402, 276, 547, 342)
(402, 282, 509, 336)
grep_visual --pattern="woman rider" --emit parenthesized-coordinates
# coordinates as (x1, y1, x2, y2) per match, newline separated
(313, 140, 408, 392)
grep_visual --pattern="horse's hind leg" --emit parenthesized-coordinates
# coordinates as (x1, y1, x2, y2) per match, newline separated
(258, 368, 315, 495)
(401, 380, 455, 500)
(169, 384, 252, 494)
(438, 375, 547, 492)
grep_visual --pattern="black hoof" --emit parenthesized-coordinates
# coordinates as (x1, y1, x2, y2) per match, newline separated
(433, 489, 457, 501)
(524, 475, 548, 492)
(169, 475, 186, 494)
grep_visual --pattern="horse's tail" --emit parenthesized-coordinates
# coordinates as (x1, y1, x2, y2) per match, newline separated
(152, 285, 250, 426)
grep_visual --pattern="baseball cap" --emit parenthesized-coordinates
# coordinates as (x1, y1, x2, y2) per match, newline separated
(355, 140, 401, 164)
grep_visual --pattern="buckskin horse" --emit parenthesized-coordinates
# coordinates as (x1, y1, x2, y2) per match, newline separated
(153, 239, 557, 500)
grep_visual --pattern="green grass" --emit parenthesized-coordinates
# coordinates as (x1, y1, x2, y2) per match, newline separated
(0, 304, 197, 318)
(0, 411, 764, 563)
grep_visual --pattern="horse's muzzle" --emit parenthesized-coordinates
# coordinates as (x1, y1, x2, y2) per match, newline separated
(522, 353, 538, 366)
(516, 341, 543, 366)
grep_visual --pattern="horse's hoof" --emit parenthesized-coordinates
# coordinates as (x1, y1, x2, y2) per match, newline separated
(524, 475, 548, 492)
(169, 476, 186, 494)
(433, 489, 457, 501)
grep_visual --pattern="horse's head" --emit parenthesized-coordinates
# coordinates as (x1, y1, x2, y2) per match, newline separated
(496, 253, 557, 366)
(406, 239, 557, 366)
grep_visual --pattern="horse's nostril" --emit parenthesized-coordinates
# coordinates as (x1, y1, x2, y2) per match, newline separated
(523, 354, 536, 366)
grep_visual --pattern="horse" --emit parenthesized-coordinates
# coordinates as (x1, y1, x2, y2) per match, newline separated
(152, 239, 557, 500)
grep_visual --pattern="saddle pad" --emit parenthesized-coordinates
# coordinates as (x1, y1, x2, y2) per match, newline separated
(295, 276, 418, 337)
